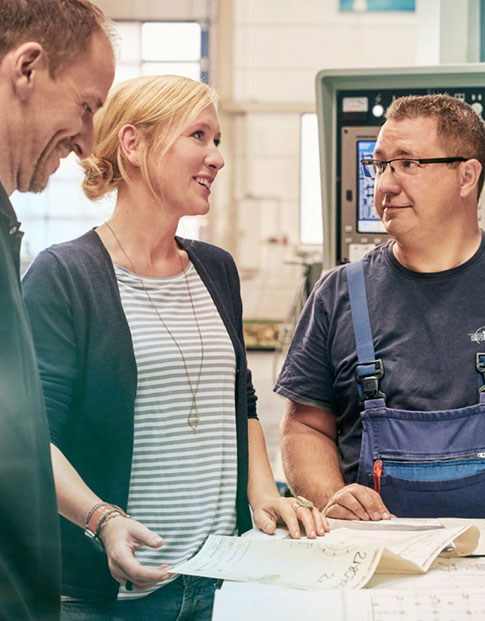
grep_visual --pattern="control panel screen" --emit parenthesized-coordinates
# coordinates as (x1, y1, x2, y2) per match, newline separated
(357, 140, 386, 234)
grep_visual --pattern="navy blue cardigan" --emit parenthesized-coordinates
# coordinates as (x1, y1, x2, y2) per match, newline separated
(22, 230, 255, 602)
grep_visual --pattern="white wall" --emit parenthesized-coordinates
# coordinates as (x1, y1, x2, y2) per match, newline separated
(217, 0, 418, 320)
(233, 1, 417, 102)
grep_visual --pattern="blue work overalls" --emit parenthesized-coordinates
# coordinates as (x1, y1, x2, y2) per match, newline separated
(346, 260, 485, 517)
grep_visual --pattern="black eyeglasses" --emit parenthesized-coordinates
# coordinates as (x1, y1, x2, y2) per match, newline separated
(361, 157, 468, 179)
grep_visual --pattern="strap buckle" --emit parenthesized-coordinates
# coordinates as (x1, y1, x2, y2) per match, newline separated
(476, 353, 485, 393)
(356, 359, 386, 404)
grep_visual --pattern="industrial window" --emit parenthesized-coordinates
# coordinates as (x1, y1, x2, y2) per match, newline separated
(13, 21, 207, 270)
(300, 113, 322, 246)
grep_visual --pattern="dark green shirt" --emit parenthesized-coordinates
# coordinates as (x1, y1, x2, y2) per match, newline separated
(0, 183, 60, 619)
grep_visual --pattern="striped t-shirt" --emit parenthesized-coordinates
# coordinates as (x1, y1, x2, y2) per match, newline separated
(114, 261, 238, 600)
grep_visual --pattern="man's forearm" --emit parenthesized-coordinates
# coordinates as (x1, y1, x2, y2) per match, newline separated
(281, 420, 345, 511)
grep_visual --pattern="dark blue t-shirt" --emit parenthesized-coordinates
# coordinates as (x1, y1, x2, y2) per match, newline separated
(275, 234, 485, 483)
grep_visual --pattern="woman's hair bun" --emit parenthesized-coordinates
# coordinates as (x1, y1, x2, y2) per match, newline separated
(81, 156, 119, 201)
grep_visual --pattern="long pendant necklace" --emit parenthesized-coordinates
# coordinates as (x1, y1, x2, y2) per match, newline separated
(105, 222, 204, 431)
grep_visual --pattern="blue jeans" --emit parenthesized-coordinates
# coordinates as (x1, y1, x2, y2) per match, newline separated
(61, 575, 222, 621)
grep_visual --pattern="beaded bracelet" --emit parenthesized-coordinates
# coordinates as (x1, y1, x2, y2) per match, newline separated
(84, 502, 130, 552)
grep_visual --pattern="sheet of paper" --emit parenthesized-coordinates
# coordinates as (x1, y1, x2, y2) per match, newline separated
(214, 582, 485, 621)
(325, 517, 485, 556)
(174, 535, 383, 590)
(324, 525, 479, 573)
(327, 517, 443, 531)
(213, 583, 372, 621)
(368, 588, 485, 621)
(241, 527, 288, 540)
(439, 518, 485, 555)
(366, 556, 485, 590)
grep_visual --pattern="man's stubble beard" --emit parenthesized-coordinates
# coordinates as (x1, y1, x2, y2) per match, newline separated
(28, 158, 50, 193)
(27, 141, 54, 193)
(27, 138, 71, 193)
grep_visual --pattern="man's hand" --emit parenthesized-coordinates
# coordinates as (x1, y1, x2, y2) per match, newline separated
(99, 516, 172, 592)
(323, 483, 392, 521)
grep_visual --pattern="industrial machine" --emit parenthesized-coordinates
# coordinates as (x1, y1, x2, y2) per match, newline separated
(315, 65, 485, 269)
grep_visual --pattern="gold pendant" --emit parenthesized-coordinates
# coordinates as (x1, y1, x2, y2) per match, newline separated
(188, 414, 199, 431)
(188, 403, 199, 431)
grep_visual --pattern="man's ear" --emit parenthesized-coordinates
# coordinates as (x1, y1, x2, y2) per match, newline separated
(9, 42, 49, 102)
(118, 124, 142, 167)
(459, 158, 482, 199)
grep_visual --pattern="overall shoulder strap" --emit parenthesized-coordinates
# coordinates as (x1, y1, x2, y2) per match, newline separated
(346, 260, 375, 364)
(345, 260, 385, 403)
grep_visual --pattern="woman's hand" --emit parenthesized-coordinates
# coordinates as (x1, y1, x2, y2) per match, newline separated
(251, 493, 329, 539)
(99, 516, 173, 592)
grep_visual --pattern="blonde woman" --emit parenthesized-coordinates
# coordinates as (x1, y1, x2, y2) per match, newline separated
(22, 75, 327, 620)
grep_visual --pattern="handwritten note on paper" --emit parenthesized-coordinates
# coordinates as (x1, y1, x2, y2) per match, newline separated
(325, 525, 479, 573)
(366, 556, 485, 590)
(174, 535, 383, 590)
(174, 525, 478, 592)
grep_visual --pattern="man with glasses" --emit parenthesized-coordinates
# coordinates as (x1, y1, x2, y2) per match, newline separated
(276, 94, 485, 520)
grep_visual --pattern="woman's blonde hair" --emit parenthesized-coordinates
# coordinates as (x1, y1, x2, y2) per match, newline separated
(81, 75, 219, 200)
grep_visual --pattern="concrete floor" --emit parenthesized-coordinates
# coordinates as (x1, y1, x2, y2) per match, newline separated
(246, 349, 286, 482)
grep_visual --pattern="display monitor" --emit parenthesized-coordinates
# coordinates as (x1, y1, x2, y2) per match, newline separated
(356, 140, 386, 234)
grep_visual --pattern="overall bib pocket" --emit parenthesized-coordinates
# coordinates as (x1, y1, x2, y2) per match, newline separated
(355, 399, 485, 517)
(378, 456, 485, 481)
(378, 469, 485, 518)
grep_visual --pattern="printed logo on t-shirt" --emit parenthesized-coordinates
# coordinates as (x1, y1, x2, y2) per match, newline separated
(469, 326, 485, 343)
